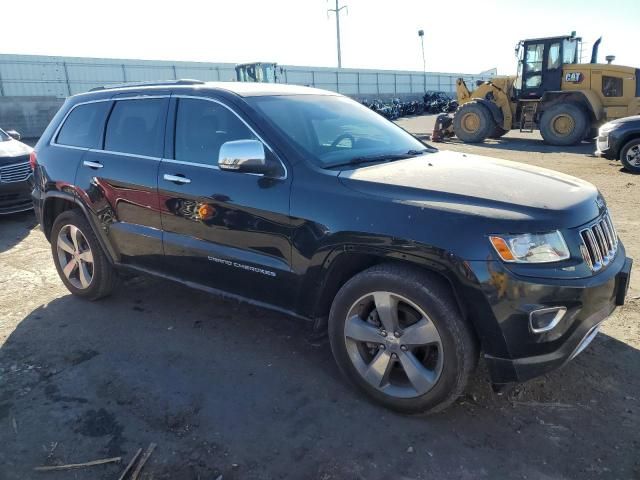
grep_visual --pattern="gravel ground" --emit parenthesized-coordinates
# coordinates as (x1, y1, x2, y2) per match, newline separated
(1, 119, 639, 479)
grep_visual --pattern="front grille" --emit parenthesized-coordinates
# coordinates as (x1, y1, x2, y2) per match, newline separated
(0, 161, 32, 183)
(579, 212, 618, 272)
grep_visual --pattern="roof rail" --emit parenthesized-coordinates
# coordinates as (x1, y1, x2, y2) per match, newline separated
(89, 79, 205, 92)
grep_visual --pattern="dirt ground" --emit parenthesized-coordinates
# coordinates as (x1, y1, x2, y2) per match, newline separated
(1, 119, 639, 480)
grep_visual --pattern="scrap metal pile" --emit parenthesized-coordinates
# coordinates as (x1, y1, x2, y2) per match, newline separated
(361, 92, 458, 120)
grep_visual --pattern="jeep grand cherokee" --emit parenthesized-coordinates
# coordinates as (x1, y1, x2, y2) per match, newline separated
(31, 80, 633, 414)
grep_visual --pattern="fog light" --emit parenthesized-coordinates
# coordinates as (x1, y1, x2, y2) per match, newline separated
(529, 307, 567, 334)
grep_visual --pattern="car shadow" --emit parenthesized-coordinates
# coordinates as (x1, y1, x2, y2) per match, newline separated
(0, 277, 638, 479)
(0, 210, 37, 253)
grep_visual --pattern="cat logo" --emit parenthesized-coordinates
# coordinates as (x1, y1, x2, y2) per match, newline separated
(565, 72, 584, 83)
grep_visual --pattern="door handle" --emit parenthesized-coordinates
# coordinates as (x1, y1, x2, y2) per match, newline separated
(83, 160, 103, 169)
(164, 174, 191, 184)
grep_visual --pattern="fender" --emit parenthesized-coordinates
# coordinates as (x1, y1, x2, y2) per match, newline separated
(475, 98, 509, 131)
(300, 242, 511, 360)
(540, 90, 604, 121)
(41, 190, 120, 265)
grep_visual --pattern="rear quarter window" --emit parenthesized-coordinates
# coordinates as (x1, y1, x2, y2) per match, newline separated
(56, 101, 111, 148)
(104, 99, 166, 157)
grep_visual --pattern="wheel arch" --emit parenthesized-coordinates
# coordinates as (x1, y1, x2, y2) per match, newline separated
(539, 90, 603, 122)
(307, 246, 476, 342)
(42, 192, 118, 264)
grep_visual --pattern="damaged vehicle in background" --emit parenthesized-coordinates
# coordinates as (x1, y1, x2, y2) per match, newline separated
(31, 81, 632, 414)
(0, 127, 34, 214)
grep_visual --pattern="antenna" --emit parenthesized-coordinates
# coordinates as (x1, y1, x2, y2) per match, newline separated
(328, 0, 348, 68)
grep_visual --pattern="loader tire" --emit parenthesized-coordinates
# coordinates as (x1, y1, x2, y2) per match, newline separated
(539, 103, 588, 146)
(453, 102, 495, 143)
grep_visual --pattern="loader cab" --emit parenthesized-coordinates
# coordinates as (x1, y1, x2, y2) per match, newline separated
(515, 35, 581, 99)
(235, 62, 281, 83)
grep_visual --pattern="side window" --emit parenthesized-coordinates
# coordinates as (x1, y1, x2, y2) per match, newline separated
(548, 43, 561, 69)
(602, 76, 623, 97)
(526, 43, 544, 73)
(56, 102, 111, 148)
(174, 98, 257, 165)
(105, 99, 165, 157)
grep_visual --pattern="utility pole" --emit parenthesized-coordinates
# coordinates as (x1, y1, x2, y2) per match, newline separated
(328, 0, 347, 68)
(418, 29, 426, 93)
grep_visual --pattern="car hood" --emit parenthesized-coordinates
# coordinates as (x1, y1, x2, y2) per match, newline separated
(0, 138, 32, 164)
(609, 115, 640, 125)
(338, 150, 602, 229)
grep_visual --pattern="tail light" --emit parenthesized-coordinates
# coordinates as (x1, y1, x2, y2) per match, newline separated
(29, 151, 38, 171)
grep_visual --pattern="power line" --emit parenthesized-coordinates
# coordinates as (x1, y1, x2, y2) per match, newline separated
(328, 0, 347, 68)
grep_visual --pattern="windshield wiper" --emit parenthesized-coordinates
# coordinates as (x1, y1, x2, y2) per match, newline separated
(329, 150, 428, 169)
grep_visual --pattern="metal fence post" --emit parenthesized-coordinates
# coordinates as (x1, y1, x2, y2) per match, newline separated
(172, 65, 178, 80)
(62, 62, 72, 96)
(311, 70, 316, 87)
(376, 73, 379, 95)
(394, 73, 397, 95)
(121, 64, 127, 82)
(356, 71, 360, 94)
(336, 71, 339, 93)
(0, 68, 4, 96)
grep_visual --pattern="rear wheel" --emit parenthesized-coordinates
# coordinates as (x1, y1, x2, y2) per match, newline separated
(51, 210, 117, 300)
(453, 102, 495, 143)
(539, 103, 588, 146)
(328, 264, 478, 414)
(620, 138, 640, 174)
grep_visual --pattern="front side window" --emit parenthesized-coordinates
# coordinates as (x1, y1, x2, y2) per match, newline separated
(548, 43, 561, 69)
(174, 98, 258, 165)
(563, 39, 578, 64)
(248, 95, 427, 168)
(105, 99, 165, 157)
(602, 76, 623, 97)
(526, 44, 544, 73)
(56, 101, 111, 148)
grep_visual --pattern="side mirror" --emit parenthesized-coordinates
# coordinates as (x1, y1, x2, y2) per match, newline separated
(6, 129, 21, 141)
(218, 139, 269, 174)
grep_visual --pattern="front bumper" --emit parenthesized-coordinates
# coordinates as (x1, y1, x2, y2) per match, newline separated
(0, 176, 34, 214)
(465, 250, 632, 384)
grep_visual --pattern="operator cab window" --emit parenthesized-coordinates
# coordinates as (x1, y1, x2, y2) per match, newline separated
(548, 42, 561, 69)
(56, 102, 111, 149)
(104, 99, 165, 157)
(174, 98, 258, 165)
(602, 76, 623, 97)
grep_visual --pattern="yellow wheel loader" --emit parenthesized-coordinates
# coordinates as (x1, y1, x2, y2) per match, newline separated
(448, 33, 640, 145)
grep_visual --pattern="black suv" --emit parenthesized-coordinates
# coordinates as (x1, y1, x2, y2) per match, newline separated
(32, 80, 632, 414)
(596, 115, 640, 174)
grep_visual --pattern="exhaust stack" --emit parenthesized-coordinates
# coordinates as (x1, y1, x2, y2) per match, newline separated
(591, 37, 602, 63)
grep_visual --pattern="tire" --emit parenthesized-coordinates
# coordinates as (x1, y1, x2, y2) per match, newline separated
(620, 138, 640, 174)
(490, 126, 509, 139)
(453, 101, 495, 143)
(539, 103, 588, 146)
(328, 263, 478, 414)
(50, 209, 117, 300)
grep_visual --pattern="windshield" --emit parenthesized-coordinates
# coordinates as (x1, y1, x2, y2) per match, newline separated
(0, 128, 10, 142)
(247, 95, 429, 168)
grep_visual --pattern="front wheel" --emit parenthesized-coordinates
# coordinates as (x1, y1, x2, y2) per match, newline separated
(453, 102, 495, 143)
(51, 210, 117, 300)
(620, 138, 640, 174)
(328, 264, 478, 414)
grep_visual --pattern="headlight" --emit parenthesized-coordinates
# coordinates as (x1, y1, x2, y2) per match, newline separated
(489, 231, 570, 263)
(599, 122, 618, 134)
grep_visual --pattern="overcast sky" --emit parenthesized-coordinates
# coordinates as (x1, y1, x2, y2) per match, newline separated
(2, 0, 638, 75)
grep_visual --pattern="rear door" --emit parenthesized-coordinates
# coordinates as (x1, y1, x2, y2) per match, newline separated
(157, 95, 293, 307)
(74, 95, 169, 269)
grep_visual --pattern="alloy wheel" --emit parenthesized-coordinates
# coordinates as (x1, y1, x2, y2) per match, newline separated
(625, 145, 640, 167)
(56, 224, 94, 289)
(343, 291, 443, 398)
